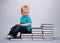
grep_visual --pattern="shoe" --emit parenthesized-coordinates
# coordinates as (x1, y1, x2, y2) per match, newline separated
(7, 35, 13, 38)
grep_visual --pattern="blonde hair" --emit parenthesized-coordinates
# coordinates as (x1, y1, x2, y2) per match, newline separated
(21, 5, 29, 13)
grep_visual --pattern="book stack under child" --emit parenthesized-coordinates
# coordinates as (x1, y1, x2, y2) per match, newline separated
(21, 34, 32, 40)
(32, 27, 43, 40)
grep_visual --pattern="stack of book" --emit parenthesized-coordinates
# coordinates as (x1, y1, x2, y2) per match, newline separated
(32, 28, 43, 40)
(21, 34, 32, 40)
(41, 24, 54, 40)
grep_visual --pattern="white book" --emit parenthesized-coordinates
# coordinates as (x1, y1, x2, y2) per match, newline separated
(43, 31, 53, 33)
(21, 34, 32, 36)
(43, 34, 54, 36)
(33, 33, 43, 36)
(43, 30, 53, 32)
(43, 33, 53, 35)
(43, 30, 53, 31)
(32, 32, 42, 34)
(43, 37, 53, 39)
(43, 36, 53, 38)
(43, 28, 53, 30)
(41, 26, 54, 29)
(32, 29, 42, 31)
(32, 37, 43, 39)
(33, 37, 42, 38)
(21, 37, 32, 39)
(43, 33, 54, 35)
(41, 26, 53, 27)
(41, 24, 53, 26)
(43, 35, 53, 37)
(21, 35, 32, 36)
(21, 36, 31, 38)
(21, 36, 32, 37)
(43, 37, 54, 39)
(43, 38, 53, 40)
(21, 35, 32, 37)
(11, 39, 21, 41)
(21, 37, 32, 38)
(22, 38, 32, 40)
(32, 36, 42, 38)
(33, 38, 43, 40)
(41, 24, 53, 25)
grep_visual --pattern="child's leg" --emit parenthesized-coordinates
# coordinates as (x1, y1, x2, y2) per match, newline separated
(11, 26, 28, 38)
(8, 24, 18, 35)
(11, 25, 21, 38)
(19, 26, 32, 34)
(8, 25, 31, 38)
(20, 26, 28, 33)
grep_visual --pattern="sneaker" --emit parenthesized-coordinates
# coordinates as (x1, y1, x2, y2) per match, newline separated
(7, 35, 13, 38)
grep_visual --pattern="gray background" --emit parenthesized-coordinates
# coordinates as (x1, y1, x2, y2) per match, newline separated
(0, 0, 60, 43)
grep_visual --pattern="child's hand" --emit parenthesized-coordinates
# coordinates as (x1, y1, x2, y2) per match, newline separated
(17, 24, 21, 26)
(17, 24, 23, 26)
(18, 24, 24, 26)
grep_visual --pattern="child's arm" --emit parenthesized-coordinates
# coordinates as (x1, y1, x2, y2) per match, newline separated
(17, 23, 32, 26)
(20, 23, 32, 26)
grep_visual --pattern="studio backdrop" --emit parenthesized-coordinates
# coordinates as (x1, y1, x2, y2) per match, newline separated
(0, 0, 60, 38)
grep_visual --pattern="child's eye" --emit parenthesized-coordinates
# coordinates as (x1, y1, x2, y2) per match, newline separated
(23, 12, 28, 14)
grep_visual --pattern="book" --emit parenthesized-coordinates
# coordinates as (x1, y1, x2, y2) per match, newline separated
(43, 29, 53, 32)
(43, 34, 53, 36)
(22, 38, 32, 40)
(41, 24, 54, 28)
(21, 34, 32, 36)
(32, 35, 42, 38)
(32, 32, 42, 34)
(33, 38, 43, 40)
(43, 37, 53, 39)
(21, 35, 32, 37)
(32, 33, 43, 36)
(32, 29, 42, 32)
(43, 27, 53, 30)
(41, 24, 54, 40)
(43, 32, 53, 33)
(41, 24, 53, 26)
(10, 39, 21, 41)
(43, 38, 53, 40)
(21, 34, 32, 40)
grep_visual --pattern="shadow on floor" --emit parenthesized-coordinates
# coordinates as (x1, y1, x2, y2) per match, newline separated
(54, 37, 60, 40)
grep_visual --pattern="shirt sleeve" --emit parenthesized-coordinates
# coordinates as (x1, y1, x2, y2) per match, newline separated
(20, 17, 22, 24)
(27, 17, 32, 23)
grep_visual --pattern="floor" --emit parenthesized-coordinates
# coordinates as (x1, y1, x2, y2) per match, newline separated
(0, 37, 60, 43)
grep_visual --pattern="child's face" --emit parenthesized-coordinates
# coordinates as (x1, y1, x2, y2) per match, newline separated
(21, 7, 29, 16)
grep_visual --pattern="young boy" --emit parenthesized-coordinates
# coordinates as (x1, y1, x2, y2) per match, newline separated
(7, 5, 32, 38)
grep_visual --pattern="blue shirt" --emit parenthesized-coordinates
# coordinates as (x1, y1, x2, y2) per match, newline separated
(20, 15, 32, 32)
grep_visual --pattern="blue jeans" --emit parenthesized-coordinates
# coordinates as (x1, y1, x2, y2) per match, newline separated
(8, 25, 31, 38)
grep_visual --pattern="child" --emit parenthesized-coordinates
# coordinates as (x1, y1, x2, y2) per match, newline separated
(7, 5, 32, 38)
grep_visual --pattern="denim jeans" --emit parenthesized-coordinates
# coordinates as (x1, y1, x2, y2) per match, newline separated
(8, 24, 31, 38)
